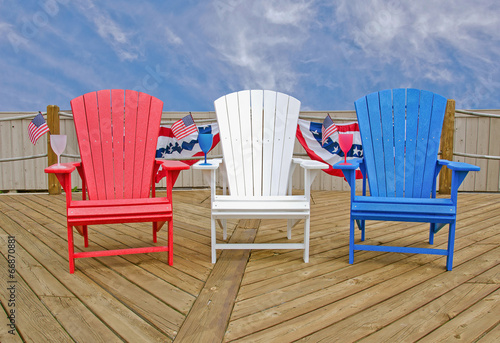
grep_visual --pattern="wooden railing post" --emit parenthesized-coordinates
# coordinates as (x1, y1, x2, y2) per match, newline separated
(439, 99, 455, 194)
(47, 105, 61, 195)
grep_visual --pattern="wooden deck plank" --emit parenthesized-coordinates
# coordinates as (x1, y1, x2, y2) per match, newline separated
(0, 305, 23, 343)
(418, 289, 500, 342)
(476, 322, 500, 342)
(10, 194, 195, 320)
(294, 246, 500, 342)
(40, 296, 124, 343)
(0, 197, 172, 342)
(225, 242, 500, 342)
(0, 234, 123, 342)
(357, 266, 500, 342)
(0, 190, 498, 342)
(0, 241, 74, 342)
(174, 220, 259, 342)
(232, 206, 500, 321)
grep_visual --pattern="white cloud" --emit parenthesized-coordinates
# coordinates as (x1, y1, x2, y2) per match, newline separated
(74, 0, 141, 61)
(263, 1, 314, 26)
(195, 0, 315, 93)
(165, 27, 183, 46)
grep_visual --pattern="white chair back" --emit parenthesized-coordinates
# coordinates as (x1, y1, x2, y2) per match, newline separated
(214, 90, 301, 196)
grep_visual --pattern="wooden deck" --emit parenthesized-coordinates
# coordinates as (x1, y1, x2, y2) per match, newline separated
(0, 190, 499, 342)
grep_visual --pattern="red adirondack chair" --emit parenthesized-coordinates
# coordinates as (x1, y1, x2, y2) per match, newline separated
(45, 89, 189, 274)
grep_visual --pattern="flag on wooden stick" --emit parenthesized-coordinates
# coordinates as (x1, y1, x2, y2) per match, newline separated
(171, 113, 198, 141)
(28, 111, 50, 145)
(321, 114, 338, 147)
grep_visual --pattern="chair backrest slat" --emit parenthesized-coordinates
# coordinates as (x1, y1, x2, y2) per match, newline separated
(96, 90, 115, 199)
(262, 91, 277, 196)
(250, 90, 264, 196)
(142, 95, 164, 198)
(215, 90, 300, 197)
(111, 89, 125, 199)
(238, 91, 254, 196)
(123, 90, 139, 199)
(422, 94, 448, 195)
(393, 89, 406, 197)
(379, 89, 395, 197)
(72, 95, 98, 198)
(71, 90, 163, 200)
(355, 88, 447, 198)
(83, 92, 107, 200)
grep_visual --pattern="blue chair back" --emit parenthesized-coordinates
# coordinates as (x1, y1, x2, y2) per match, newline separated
(355, 88, 447, 198)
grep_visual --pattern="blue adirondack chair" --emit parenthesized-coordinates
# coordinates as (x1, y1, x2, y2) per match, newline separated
(333, 88, 480, 271)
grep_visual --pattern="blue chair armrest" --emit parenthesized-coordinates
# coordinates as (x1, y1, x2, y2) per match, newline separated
(332, 158, 363, 170)
(438, 159, 480, 172)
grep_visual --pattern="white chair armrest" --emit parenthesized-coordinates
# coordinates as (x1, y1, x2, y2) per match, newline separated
(192, 159, 222, 170)
(298, 159, 329, 170)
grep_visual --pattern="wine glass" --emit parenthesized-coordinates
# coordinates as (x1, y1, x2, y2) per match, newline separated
(338, 133, 353, 165)
(198, 133, 213, 165)
(50, 134, 67, 168)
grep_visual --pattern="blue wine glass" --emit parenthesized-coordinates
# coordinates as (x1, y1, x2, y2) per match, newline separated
(198, 133, 213, 165)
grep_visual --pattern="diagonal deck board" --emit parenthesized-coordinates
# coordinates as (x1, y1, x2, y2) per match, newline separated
(175, 220, 259, 342)
(0, 190, 498, 342)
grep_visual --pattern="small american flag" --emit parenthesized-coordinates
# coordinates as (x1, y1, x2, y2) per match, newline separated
(28, 111, 50, 145)
(322, 114, 338, 146)
(171, 113, 198, 141)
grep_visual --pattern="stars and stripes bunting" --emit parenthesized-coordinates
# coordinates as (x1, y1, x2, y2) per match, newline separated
(296, 119, 363, 178)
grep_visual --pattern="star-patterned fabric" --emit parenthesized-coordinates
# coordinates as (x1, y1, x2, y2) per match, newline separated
(296, 119, 363, 178)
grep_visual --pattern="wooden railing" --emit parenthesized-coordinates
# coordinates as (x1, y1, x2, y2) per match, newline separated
(1, 103, 499, 194)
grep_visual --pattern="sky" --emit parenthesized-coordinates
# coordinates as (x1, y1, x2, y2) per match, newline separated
(1, 0, 499, 112)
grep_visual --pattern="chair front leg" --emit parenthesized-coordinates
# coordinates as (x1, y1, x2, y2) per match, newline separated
(349, 216, 355, 264)
(303, 216, 310, 263)
(168, 220, 173, 266)
(446, 221, 456, 271)
(68, 224, 75, 274)
(211, 216, 217, 264)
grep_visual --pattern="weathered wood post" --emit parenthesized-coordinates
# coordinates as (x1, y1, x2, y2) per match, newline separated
(439, 99, 455, 194)
(47, 105, 61, 195)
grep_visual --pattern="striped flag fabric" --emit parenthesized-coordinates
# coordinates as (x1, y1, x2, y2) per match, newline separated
(296, 119, 363, 178)
(155, 122, 220, 182)
(321, 114, 338, 146)
(28, 111, 50, 145)
(171, 113, 198, 141)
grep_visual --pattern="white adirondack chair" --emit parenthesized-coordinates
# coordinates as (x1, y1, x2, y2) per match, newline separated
(193, 90, 327, 263)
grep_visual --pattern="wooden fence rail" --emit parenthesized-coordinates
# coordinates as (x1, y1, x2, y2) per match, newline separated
(0, 104, 499, 193)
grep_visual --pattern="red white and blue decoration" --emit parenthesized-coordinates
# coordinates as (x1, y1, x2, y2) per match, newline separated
(28, 111, 50, 145)
(296, 119, 363, 178)
(155, 122, 220, 182)
(171, 114, 198, 141)
(321, 114, 338, 147)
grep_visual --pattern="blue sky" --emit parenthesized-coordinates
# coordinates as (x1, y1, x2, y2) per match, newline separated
(1, 0, 499, 112)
